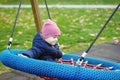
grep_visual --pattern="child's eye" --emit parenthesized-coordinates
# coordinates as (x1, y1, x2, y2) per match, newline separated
(53, 37, 57, 38)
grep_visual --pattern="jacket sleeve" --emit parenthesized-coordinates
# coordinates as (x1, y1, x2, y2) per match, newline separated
(46, 43, 63, 58)
(56, 50, 63, 58)
(22, 46, 44, 59)
(46, 49, 63, 59)
(55, 43, 63, 58)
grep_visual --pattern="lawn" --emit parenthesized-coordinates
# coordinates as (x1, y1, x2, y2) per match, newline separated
(0, 8, 120, 53)
(0, 0, 120, 74)
(0, 0, 120, 5)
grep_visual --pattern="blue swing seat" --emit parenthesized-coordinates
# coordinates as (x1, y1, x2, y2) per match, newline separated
(0, 49, 120, 80)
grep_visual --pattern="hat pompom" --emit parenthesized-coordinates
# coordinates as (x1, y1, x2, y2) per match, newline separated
(41, 19, 61, 39)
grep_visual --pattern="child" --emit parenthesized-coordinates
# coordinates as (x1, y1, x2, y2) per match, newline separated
(19, 19, 63, 61)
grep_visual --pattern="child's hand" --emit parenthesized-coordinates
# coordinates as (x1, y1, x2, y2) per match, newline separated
(18, 54, 28, 58)
(62, 52, 65, 55)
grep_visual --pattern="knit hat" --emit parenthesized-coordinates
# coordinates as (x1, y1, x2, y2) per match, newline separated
(41, 19, 61, 39)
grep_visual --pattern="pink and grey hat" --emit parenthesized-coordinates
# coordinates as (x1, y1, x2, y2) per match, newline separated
(41, 19, 61, 39)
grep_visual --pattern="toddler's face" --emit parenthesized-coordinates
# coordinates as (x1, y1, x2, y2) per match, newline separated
(45, 36, 58, 45)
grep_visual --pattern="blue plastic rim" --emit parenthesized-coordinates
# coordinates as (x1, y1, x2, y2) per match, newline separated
(0, 49, 120, 80)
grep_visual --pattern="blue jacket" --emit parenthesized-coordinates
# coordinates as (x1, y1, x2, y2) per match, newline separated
(22, 33, 63, 61)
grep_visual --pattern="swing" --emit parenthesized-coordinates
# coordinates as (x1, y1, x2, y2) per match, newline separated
(0, 0, 120, 80)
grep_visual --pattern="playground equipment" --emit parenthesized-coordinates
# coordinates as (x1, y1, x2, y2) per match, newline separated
(0, 0, 120, 80)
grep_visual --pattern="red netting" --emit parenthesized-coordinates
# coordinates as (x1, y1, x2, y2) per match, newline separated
(39, 58, 112, 80)
(40, 76, 58, 80)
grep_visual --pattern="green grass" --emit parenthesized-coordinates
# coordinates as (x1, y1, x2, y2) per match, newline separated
(0, 0, 120, 5)
(0, 8, 120, 53)
(0, 0, 120, 74)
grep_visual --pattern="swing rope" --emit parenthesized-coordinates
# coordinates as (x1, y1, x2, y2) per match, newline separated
(76, 4, 120, 66)
(7, 0, 22, 49)
(44, 0, 52, 20)
(7, 0, 51, 50)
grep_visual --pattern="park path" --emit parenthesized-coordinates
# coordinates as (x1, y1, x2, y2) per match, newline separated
(0, 4, 117, 8)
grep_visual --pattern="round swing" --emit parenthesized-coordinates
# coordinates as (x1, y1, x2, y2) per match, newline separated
(1, 49, 120, 80)
(0, 0, 120, 80)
